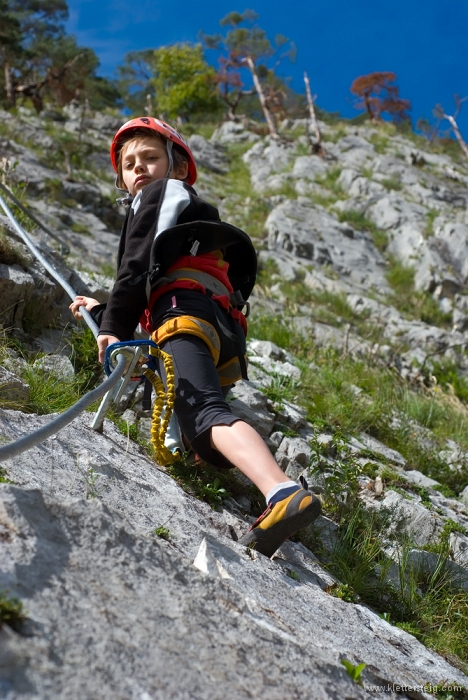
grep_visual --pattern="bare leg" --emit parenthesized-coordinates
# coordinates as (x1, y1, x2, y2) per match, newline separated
(210, 421, 288, 497)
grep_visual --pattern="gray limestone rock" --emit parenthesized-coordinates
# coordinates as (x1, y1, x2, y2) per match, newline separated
(249, 354, 301, 380)
(265, 200, 389, 293)
(0, 476, 466, 698)
(450, 532, 468, 567)
(32, 355, 75, 382)
(403, 470, 440, 489)
(349, 433, 407, 468)
(374, 490, 443, 546)
(0, 366, 29, 404)
(274, 436, 312, 472)
(188, 134, 229, 174)
(461, 485, 468, 507)
(242, 139, 296, 192)
(0, 263, 35, 330)
(229, 380, 276, 437)
(291, 155, 329, 180)
(210, 120, 260, 144)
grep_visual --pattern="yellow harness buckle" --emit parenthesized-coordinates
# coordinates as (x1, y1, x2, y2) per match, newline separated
(152, 315, 221, 365)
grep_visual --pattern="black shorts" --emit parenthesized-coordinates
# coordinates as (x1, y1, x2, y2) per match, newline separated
(151, 289, 244, 468)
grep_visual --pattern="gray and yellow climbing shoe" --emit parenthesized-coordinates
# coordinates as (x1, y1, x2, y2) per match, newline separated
(239, 487, 321, 558)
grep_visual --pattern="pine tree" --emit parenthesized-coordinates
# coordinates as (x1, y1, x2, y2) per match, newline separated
(200, 10, 296, 137)
(0, 0, 120, 111)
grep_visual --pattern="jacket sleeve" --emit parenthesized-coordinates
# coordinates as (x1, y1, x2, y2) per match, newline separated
(98, 179, 196, 340)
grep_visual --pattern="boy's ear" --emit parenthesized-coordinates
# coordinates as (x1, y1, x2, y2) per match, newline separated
(173, 161, 189, 181)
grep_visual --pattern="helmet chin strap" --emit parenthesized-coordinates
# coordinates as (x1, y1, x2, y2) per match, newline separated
(165, 139, 174, 178)
(114, 175, 133, 206)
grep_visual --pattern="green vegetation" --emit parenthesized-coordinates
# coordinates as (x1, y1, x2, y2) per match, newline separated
(381, 176, 403, 191)
(336, 209, 388, 252)
(287, 568, 299, 581)
(249, 307, 468, 498)
(340, 659, 366, 686)
(70, 222, 91, 235)
(0, 0, 119, 112)
(385, 258, 452, 327)
(154, 525, 171, 540)
(167, 456, 263, 514)
(369, 132, 390, 154)
(304, 436, 468, 670)
(425, 208, 440, 237)
(0, 590, 25, 631)
(151, 43, 220, 120)
(0, 465, 12, 483)
(322, 126, 347, 143)
(0, 326, 103, 415)
(315, 167, 344, 196)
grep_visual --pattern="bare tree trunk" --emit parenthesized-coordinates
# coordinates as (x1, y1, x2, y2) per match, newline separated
(303, 71, 322, 153)
(145, 93, 152, 116)
(444, 113, 468, 161)
(244, 55, 279, 140)
(4, 62, 15, 107)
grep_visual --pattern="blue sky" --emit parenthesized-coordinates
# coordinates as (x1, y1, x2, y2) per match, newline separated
(65, 0, 468, 134)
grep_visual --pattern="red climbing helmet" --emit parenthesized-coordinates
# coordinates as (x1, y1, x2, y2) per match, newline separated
(110, 116, 197, 185)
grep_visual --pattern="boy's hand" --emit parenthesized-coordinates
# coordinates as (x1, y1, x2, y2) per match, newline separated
(97, 335, 120, 364)
(69, 295, 100, 321)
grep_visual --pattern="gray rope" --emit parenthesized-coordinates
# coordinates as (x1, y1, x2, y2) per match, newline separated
(0, 190, 99, 338)
(0, 354, 126, 462)
(0, 181, 70, 254)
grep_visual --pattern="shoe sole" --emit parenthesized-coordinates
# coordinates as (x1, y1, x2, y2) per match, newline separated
(239, 491, 321, 558)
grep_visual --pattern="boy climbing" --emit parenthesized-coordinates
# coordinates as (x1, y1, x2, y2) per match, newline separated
(70, 116, 320, 557)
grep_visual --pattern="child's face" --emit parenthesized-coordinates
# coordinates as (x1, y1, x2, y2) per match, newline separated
(121, 135, 186, 196)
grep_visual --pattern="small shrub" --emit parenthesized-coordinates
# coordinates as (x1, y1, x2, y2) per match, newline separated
(0, 590, 26, 631)
(167, 458, 234, 511)
(430, 359, 468, 404)
(154, 525, 171, 540)
(0, 466, 12, 483)
(381, 176, 403, 191)
(287, 569, 299, 580)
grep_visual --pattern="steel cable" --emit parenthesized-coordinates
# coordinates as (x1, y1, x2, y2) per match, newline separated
(0, 354, 126, 462)
(0, 191, 129, 461)
(0, 190, 99, 338)
(0, 181, 70, 254)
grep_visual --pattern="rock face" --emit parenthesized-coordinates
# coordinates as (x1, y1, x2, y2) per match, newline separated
(1, 412, 467, 699)
(1, 109, 468, 696)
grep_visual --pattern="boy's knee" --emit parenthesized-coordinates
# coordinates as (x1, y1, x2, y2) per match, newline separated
(191, 428, 236, 470)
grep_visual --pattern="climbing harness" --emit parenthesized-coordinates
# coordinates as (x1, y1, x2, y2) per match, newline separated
(0, 191, 178, 464)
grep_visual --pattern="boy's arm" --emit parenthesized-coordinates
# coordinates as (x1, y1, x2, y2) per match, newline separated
(98, 183, 167, 340)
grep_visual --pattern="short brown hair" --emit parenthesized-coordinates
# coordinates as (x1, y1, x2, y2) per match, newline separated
(116, 127, 189, 188)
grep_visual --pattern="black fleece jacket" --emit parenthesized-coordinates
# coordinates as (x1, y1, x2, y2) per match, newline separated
(99, 178, 221, 340)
